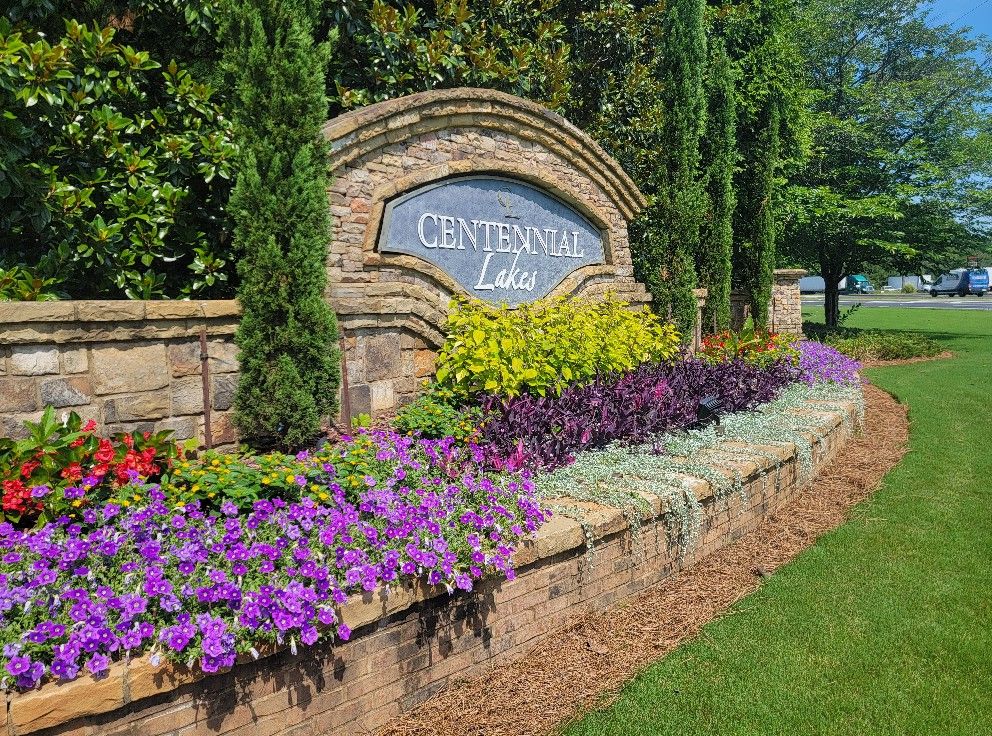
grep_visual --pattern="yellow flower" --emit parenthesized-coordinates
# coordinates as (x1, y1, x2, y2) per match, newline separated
(191, 484, 200, 492)
(71, 500, 82, 508)
(261, 478, 271, 485)
(211, 459, 220, 467)
(319, 492, 329, 501)
(133, 494, 142, 502)
(285, 474, 295, 483)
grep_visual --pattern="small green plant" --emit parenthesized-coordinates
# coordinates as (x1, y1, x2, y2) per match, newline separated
(394, 390, 482, 443)
(0, 266, 63, 301)
(901, 283, 917, 293)
(350, 413, 372, 429)
(803, 323, 943, 362)
(435, 296, 681, 400)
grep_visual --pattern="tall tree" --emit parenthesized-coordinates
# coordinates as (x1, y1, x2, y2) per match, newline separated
(717, 0, 808, 328)
(698, 36, 737, 331)
(641, 0, 707, 334)
(781, 0, 992, 327)
(224, 0, 341, 449)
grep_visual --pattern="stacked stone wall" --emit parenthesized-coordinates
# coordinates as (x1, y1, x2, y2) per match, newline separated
(0, 301, 240, 445)
(731, 268, 806, 335)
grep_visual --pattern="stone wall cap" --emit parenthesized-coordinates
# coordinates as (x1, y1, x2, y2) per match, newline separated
(0, 299, 240, 326)
(772, 269, 808, 278)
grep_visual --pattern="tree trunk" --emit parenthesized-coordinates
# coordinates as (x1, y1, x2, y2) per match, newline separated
(824, 279, 840, 328)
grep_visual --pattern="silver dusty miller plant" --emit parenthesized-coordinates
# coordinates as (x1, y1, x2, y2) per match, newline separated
(534, 381, 864, 560)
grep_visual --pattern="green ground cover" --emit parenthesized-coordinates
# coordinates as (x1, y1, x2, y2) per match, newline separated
(567, 308, 992, 736)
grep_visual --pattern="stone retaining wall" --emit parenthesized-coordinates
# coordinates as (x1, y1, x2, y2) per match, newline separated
(0, 301, 240, 446)
(6, 394, 858, 736)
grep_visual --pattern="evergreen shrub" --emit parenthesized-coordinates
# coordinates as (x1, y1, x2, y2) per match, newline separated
(225, 0, 340, 450)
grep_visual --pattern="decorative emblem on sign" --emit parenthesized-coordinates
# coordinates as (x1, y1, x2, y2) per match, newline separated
(377, 175, 606, 306)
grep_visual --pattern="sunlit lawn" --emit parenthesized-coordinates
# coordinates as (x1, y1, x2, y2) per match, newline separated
(566, 308, 992, 736)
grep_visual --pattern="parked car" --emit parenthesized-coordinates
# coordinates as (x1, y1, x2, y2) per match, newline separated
(930, 269, 989, 297)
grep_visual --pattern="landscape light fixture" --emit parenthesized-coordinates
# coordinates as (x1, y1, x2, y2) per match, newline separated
(695, 394, 724, 434)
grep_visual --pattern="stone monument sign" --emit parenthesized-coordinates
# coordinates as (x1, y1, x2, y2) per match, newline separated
(379, 175, 606, 305)
(323, 88, 651, 416)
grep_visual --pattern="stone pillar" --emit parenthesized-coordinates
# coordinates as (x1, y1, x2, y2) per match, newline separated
(691, 288, 708, 352)
(769, 269, 807, 335)
(728, 269, 807, 336)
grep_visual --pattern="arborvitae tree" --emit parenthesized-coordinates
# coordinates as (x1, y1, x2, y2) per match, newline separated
(631, 0, 707, 336)
(725, 0, 798, 328)
(698, 38, 737, 333)
(224, 0, 341, 449)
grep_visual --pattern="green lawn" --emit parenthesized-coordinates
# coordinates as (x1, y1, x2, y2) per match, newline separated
(566, 308, 992, 736)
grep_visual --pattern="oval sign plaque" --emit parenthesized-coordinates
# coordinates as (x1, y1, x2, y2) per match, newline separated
(377, 175, 606, 306)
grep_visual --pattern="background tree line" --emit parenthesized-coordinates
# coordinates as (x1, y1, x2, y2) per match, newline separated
(2, 0, 990, 329)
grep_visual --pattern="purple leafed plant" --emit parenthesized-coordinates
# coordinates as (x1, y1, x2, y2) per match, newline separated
(478, 356, 800, 472)
(797, 340, 862, 385)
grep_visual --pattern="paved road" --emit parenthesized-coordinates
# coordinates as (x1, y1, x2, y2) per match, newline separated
(802, 294, 992, 311)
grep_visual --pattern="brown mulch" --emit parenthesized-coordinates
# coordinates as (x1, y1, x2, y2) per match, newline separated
(862, 350, 953, 367)
(376, 383, 909, 736)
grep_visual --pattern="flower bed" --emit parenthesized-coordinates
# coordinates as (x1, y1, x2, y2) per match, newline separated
(0, 432, 545, 688)
(0, 295, 861, 694)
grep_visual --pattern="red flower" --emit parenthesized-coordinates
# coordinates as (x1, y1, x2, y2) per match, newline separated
(94, 439, 115, 464)
(83, 420, 97, 432)
(2, 480, 25, 496)
(19, 461, 40, 479)
(61, 463, 83, 481)
(122, 434, 134, 449)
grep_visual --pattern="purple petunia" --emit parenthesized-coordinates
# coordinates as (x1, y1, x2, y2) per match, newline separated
(0, 430, 549, 691)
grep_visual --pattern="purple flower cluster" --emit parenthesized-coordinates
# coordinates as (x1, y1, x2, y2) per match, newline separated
(478, 356, 800, 471)
(797, 340, 862, 385)
(0, 432, 547, 690)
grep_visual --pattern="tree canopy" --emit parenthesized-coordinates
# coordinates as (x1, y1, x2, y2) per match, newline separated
(780, 0, 992, 325)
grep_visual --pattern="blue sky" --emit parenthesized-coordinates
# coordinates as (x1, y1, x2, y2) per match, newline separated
(928, 0, 992, 42)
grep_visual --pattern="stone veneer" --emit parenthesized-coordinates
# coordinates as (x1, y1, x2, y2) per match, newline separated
(731, 269, 807, 335)
(5, 395, 858, 736)
(323, 88, 651, 418)
(0, 301, 240, 446)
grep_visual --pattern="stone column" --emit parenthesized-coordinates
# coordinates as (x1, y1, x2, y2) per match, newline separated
(691, 288, 708, 352)
(769, 269, 807, 335)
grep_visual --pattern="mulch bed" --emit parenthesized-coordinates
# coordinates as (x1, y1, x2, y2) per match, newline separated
(377, 383, 909, 736)
(863, 350, 953, 367)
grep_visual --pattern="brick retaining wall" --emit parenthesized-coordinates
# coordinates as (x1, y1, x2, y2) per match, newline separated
(6, 394, 858, 736)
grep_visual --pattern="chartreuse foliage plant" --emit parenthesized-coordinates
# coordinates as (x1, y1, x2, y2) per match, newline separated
(224, 0, 340, 450)
(435, 296, 681, 400)
(0, 18, 234, 298)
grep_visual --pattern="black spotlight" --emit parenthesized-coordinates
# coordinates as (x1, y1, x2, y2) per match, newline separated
(695, 394, 723, 432)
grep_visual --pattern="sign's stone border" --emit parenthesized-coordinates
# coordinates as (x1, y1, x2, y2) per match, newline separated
(323, 88, 651, 417)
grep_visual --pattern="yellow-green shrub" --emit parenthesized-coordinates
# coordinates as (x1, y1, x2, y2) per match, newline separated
(434, 296, 681, 399)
